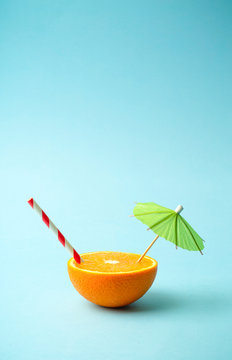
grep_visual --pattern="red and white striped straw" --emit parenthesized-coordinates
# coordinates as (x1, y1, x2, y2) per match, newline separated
(27, 198, 82, 263)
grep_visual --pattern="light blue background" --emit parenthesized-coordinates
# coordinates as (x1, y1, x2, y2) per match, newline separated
(1, 1, 231, 359)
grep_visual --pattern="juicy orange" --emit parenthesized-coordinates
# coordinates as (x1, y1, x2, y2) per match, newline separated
(67, 251, 158, 308)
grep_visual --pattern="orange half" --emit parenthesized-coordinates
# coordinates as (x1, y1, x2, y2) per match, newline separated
(67, 251, 158, 308)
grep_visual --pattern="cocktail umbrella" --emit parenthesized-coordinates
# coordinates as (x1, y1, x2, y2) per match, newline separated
(130, 202, 204, 262)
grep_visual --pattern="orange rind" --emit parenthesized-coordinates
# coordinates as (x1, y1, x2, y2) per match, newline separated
(67, 251, 158, 307)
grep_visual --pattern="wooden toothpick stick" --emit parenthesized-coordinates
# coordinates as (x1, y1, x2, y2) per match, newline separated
(137, 234, 159, 263)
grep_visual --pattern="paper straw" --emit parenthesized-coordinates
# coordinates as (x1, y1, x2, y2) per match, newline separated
(27, 198, 82, 263)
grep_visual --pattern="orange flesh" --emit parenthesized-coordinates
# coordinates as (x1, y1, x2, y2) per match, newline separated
(73, 251, 154, 273)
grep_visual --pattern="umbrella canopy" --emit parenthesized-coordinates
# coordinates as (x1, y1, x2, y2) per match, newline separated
(133, 202, 204, 255)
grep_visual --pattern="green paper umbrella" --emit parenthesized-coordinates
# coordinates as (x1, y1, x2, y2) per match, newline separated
(131, 202, 204, 261)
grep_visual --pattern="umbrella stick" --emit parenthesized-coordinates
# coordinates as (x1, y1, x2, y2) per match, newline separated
(137, 234, 159, 263)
